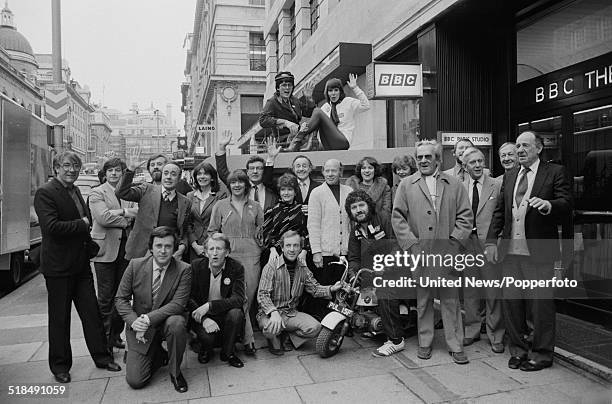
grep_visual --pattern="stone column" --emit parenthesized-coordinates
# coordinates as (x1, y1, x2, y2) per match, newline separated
(294, 0, 311, 51)
(277, 8, 293, 70)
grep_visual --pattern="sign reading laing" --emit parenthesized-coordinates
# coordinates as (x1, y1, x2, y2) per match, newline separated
(370, 63, 423, 98)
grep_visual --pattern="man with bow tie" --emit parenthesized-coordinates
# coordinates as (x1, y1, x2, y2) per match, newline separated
(116, 160, 192, 260)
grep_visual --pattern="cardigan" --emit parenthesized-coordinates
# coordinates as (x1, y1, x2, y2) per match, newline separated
(307, 182, 352, 257)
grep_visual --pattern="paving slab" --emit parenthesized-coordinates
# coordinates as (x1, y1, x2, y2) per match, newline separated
(548, 380, 612, 403)
(189, 386, 302, 404)
(29, 338, 90, 362)
(299, 346, 403, 382)
(102, 367, 210, 404)
(481, 355, 579, 386)
(0, 314, 47, 330)
(392, 367, 461, 403)
(0, 342, 42, 365)
(0, 302, 47, 317)
(423, 360, 521, 398)
(296, 373, 422, 404)
(208, 355, 312, 396)
(0, 378, 108, 404)
(463, 384, 579, 404)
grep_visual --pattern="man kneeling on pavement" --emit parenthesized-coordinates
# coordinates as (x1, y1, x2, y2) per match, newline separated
(257, 230, 344, 354)
(188, 233, 246, 368)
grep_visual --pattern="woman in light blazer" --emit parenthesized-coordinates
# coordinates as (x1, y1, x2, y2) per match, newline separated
(186, 162, 227, 261)
(89, 158, 137, 350)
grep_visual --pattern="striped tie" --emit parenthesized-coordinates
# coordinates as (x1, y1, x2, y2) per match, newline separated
(152, 268, 162, 304)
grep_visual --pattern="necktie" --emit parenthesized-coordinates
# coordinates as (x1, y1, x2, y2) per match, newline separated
(162, 190, 170, 202)
(300, 182, 308, 201)
(472, 180, 479, 228)
(152, 268, 161, 304)
(253, 185, 259, 202)
(515, 168, 530, 208)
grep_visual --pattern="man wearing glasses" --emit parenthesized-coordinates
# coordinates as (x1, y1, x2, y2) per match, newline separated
(34, 151, 121, 384)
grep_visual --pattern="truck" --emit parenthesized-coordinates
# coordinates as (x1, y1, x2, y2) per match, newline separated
(0, 94, 52, 288)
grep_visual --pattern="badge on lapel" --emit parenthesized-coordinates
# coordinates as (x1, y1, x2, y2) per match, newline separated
(223, 278, 231, 285)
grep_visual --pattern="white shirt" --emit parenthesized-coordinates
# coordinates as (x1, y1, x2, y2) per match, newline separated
(468, 176, 482, 205)
(423, 169, 439, 209)
(512, 158, 540, 209)
(298, 178, 310, 201)
(194, 189, 211, 214)
(152, 260, 168, 287)
(162, 189, 176, 202)
(250, 183, 265, 209)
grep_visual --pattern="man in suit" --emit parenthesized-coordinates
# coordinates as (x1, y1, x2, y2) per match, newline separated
(485, 131, 571, 371)
(147, 154, 192, 195)
(90, 158, 138, 350)
(215, 131, 278, 213)
(116, 161, 192, 260)
(460, 147, 505, 353)
(34, 151, 121, 384)
(392, 140, 473, 364)
(188, 233, 246, 368)
(115, 226, 192, 392)
(443, 139, 474, 182)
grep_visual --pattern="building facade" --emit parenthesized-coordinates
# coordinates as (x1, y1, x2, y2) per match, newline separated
(182, 0, 267, 156)
(90, 109, 113, 164)
(258, 0, 612, 360)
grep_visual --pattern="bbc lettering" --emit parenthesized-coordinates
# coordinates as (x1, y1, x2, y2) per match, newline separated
(378, 73, 418, 87)
(534, 65, 612, 103)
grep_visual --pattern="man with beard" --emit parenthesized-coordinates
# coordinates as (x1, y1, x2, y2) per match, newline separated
(117, 161, 192, 260)
(345, 190, 416, 356)
(147, 154, 192, 195)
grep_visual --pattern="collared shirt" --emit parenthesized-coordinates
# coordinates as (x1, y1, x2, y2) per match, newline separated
(508, 158, 540, 256)
(250, 183, 265, 209)
(208, 263, 224, 302)
(152, 260, 168, 287)
(65, 185, 86, 219)
(512, 158, 540, 208)
(467, 176, 482, 205)
(452, 164, 466, 182)
(194, 189, 212, 214)
(162, 188, 176, 202)
(298, 178, 310, 201)
(423, 168, 439, 209)
(257, 255, 331, 316)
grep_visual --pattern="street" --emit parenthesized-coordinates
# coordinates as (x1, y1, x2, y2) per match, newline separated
(0, 274, 609, 404)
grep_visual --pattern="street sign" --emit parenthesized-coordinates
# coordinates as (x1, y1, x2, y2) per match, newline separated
(366, 63, 423, 99)
(196, 124, 215, 133)
(440, 132, 493, 146)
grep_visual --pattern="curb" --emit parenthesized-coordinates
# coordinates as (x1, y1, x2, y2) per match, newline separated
(554, 347, 612, 383)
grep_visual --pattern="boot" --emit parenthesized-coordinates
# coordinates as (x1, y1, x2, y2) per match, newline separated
(283, 131, 308, 152)
(299, 133, 315, 151)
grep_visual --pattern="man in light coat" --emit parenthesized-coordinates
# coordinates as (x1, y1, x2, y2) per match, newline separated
(392, 140, 473, 364)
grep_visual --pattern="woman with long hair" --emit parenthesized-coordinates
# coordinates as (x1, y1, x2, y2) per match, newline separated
(345, 156, 392, 215)
(186, 162, 227, 261)
(208, 169, 263, 356)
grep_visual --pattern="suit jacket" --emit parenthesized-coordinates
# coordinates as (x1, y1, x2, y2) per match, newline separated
(116, 169, 192, 260)
(465, 175, 501, 249)
(115, 256, 192, 355)
(186, 189, 228, 247)
(89, 181, 138, 262)
(391, 171, 473, 277)
(34, 178, 94, 277)
(259, 94, 315, 136)
(215, 153, 278, 212)
(486, 161, 572, 263)
(295, 176, 320, 205)
(187, 256, 245, 317)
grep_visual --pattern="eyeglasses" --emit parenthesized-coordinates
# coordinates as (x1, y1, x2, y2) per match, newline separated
(61, 163, 81, 171)
(248, 166, 264, 172)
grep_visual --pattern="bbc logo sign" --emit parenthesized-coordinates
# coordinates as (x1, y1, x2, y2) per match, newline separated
(378, 74, 418, 87)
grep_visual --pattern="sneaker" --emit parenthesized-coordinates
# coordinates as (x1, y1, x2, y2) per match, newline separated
(372, 339, 405, 357)
(450, 351, 469, 364)
(417, 346, 432, 360)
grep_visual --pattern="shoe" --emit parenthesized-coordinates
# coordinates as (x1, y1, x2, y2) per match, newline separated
(372, 339, 405, 357)
(220, 353, 244, 368)
(171, 373, 188, 393)
(299, 134, 314, 151)
(491, 343, 505, 354)
(508, 355, 527, 369)
(450, 351, 469, 365)
(520, 359, 552, 372)
(267, 338, 284, 356)
(53, 372, 71, 383)
(480, 321, 487, 335)
(283, 132, 307, 152)
(96, 361, 121, 372)
(462, 336, 481, 346)
(198, 350, 213, 364)
(417, 346, 432, 360)
(111, 338, 125, 350)
(244, 343, 256, 356)
(279, 333, 293, 352)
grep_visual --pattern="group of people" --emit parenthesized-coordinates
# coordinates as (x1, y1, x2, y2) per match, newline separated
(33, 69, 570, 393)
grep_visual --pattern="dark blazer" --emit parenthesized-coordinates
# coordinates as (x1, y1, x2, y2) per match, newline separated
(215, 153, 278, 212)
(259, 94, 315, 136)
(295, 177, 320, 205)
(187, 256, 246, 317)
(34, 178, 94, 277)
(115, 256, 192, 355)
(116, 170, 192, 260)
(186, 189, 228, 248)
(486, 161, 572, 263)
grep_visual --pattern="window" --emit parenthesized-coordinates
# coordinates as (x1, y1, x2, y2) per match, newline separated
(290, 4, 296, 59)
(249, 32, 266, 71)
(249, 0, 265, 5)
(310, 0, 319, 33)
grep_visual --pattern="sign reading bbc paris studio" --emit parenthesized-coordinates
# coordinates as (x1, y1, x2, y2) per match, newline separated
(366, 63, 423, 99)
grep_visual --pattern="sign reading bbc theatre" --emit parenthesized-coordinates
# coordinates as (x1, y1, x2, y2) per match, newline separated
(367, 63, 423, 98)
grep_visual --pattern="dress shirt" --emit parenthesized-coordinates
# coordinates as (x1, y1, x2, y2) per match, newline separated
(423, 169, 439, 209)
(299, 178, 310, 201)
(152, 260, 168, 287)
(162, 188, 177, 202)
(208, 264, 223, 302)
(512, 159, 540, 209)
(467, 176, 482, 205)
(194, 189, 212, 214)
(250, 183, 265, 209)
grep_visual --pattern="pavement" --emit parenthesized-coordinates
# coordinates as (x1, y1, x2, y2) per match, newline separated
(0, 274, 610, 404)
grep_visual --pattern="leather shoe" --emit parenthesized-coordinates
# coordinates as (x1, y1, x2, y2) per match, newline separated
(198, 350, 213, 364)
(491, 343, 505, 354)
(417, 346, 432, 360)
(520, 359, 552, 372)
(170, 373, 188, 393)
(96, 361, 121, 372)
(220, 353, 244, 368)
(450, 351, 469, 365)
(53, 372, 71, 383)
(462, 336, 481, 346)
(110, 338, 125, 350)
(279, 333, 293, 352)
(267, 338, 284, 356)
(508, 356, 527, 369)
(244, 343, 256, 356)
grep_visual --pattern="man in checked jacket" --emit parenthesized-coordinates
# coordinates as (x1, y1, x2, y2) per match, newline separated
(257, 230, 343, 355)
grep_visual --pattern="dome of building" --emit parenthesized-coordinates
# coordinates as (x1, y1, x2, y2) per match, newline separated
(0, 25, 34, 56)
(0, 2, 38, 74)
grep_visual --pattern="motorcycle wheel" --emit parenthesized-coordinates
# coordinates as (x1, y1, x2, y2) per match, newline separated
(316, 321, 345, 358)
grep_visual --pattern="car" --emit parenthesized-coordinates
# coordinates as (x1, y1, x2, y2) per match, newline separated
(74, 175, 100, 200)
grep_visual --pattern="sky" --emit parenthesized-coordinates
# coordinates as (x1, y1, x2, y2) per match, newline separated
(9, 0, 197, 127)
